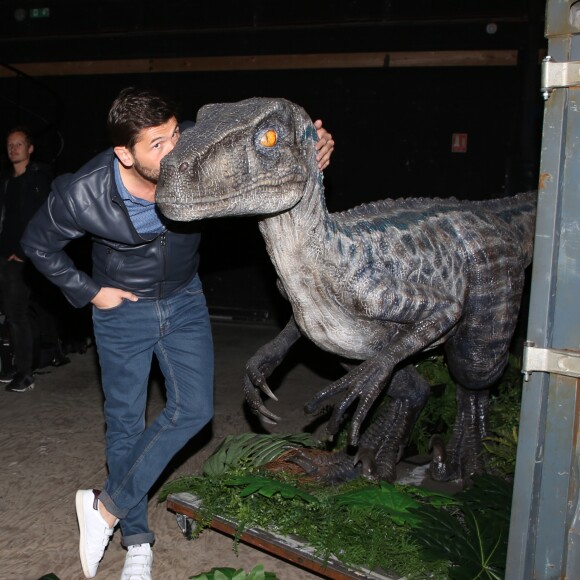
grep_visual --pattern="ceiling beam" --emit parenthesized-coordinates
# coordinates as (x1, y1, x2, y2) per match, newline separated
(0, 50, 520, 78)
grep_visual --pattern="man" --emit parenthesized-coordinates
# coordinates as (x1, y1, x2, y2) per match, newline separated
(21, 87, 334, 579)
(0, 127, 52, 392)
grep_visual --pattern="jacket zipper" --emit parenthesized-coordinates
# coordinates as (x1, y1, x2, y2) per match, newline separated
(160, 231, 167, 298)
(111, 194, 168, 299)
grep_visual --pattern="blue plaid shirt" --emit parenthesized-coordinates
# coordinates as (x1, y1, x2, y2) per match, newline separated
(114, 158, 167, 235)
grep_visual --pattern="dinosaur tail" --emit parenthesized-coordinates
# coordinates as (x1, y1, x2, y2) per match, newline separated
(480, 190, 537, 266)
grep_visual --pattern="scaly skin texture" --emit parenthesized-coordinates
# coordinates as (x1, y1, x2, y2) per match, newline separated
(156, 98, 536, 483)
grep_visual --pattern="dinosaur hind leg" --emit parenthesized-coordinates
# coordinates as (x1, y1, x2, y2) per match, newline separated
(431, 258, 525, 482)
(356, 365, 430, 482)
(429, 336, 510, 482)
(429, 385, 490, 482)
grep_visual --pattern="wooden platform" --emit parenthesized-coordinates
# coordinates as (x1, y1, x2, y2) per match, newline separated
(166, 492, 396, 580)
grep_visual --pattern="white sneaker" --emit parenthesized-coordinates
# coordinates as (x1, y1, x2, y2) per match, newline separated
(120, 543, 153, 580)
(75, 489, 118, 578)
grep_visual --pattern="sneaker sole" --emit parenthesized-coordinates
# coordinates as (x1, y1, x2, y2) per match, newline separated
(6, 383, 34, 392)
(75, 490, 93, 578)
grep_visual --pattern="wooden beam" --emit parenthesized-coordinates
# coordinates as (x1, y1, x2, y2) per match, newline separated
(0, 50, 519, 78)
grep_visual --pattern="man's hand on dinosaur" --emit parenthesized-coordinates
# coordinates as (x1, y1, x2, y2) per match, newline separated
(314, 119, 334, 170)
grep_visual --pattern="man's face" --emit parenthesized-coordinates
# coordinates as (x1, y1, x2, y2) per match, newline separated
(7, 131, 33, 165)
(127, 117, 180, 184)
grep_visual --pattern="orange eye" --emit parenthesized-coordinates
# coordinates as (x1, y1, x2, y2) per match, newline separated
(260, 129, 277, 147)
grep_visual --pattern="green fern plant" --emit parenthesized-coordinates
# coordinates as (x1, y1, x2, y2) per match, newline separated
(409, 475, 512, 579)
(202, 433, 320, 478)
(332, 482, 455, 526)
(189, 564, 278, 580)
(412, 355, 458, 454)
(483, 426, 518, 478)
(225, 475, 318, 503)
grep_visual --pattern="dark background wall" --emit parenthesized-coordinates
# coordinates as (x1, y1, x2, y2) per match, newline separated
(0, 0, 547, 321)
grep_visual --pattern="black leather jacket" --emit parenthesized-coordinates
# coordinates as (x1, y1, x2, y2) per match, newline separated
(1, 161, 53, 260)
(21, 148, 201, 308)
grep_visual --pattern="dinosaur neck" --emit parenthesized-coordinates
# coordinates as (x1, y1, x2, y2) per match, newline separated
(258, 169, 331, 273)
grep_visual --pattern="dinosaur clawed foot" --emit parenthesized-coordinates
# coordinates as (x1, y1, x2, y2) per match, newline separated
(428, 387, 490, 482)
(428, 433, 487, 483)
(243, 375, 282, 425)
(265, 446, 399, 485)
(428, 435, 460, 481)
(354, 446, 398, 483)
(267, 448, 362, 485)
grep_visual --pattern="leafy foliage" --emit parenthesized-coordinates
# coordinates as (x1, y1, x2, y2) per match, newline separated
(483, 427, 518, 478)
(202, 433, 320, 478)
(225, 475, 318, 503)
(333, 483, 425, 526)
(484, 354, 523, 478)
(162, 471, 450, 578)
(163, 468, 513, 578)
(189, 564, 278, 580)
(412, 355, 460, 454)
(409, 476, 513, 579)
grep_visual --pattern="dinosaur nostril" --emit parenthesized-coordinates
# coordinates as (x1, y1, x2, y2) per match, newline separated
(178, 161, 189, 173)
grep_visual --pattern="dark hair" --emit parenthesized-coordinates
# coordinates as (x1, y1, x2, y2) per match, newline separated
(7, 125, 34, 147)
(106, 87, 179, 150)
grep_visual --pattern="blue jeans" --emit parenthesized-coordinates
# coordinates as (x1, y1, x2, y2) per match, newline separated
(92, 274, 213, 547)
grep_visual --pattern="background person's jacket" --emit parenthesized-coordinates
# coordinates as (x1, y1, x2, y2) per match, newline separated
(0, 161, 53, 260)
(20, 148, 201, 308)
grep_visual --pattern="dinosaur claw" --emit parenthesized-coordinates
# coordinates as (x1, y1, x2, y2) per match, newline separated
(304, 398, 319, 415)
(354, 447, 376, 478)
(429, 434, 456, 481)
(260, 383, 278, 401)
(348, 426, 360, 447)
(429, 434, 446, 461)
(258, 404, 282, 423)
(261, 416, 279, 425)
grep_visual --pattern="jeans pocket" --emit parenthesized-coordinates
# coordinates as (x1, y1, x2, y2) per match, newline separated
(183, 275, 203, 297)
(93, 298, 131, 314)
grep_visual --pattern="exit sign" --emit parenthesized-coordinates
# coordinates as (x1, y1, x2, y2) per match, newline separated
(451, 133, 468, 153)
(30, 7, 50, 18)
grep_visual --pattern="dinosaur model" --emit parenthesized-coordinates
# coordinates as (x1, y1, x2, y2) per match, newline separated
(156, 97, 536, 483)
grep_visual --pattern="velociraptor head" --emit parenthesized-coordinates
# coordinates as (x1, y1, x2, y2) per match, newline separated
(156, 97, 319, 221)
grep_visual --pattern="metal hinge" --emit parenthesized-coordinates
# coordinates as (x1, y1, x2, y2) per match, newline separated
(541, 56, 580, 100)
(522, 341, 580, 381)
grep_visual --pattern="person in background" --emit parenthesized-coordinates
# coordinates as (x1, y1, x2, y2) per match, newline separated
(0, 126, 53, 392)
(21, 87, 334, 579)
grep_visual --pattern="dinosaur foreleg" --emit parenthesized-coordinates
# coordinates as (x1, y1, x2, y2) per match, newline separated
(304, 283, 462, 446)
(304, 353, 397, 445)
(243, 315, 302, 423)
(429, 385, 489, 482)
(280, 365, 430, 485)
(355, 365, 430, 482)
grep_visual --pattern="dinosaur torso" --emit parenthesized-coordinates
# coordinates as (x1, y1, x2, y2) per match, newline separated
(259, 187, 534, 361)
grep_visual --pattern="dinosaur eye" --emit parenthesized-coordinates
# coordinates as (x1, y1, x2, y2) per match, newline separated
(260, 129, 277, 148)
